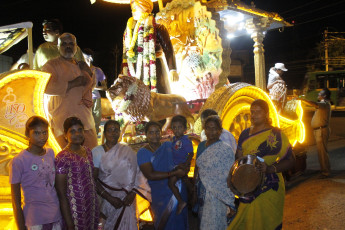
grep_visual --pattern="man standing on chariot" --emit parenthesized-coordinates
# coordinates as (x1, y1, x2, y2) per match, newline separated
(267, 63, 288, 113)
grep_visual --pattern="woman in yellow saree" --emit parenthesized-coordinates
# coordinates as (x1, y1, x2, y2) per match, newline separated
(228, 99, 295, 230)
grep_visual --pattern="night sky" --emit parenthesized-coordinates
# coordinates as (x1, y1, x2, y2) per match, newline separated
(1, 0, 345, 89)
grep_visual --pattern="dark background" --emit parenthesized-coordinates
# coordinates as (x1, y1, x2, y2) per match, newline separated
(1, 0, 345, 89)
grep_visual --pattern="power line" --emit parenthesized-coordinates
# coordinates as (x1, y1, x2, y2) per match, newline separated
(295, 10, 345, 26)
(286, 0, 345, 19)
(281, 0, 323, 15)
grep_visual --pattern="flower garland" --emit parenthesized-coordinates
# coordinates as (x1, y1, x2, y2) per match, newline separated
(123, 14, 157, 92)
(125, 12, 149, 59)
(118, 81, 138, 112)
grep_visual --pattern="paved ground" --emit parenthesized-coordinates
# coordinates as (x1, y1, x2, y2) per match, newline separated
(283, 136, 345, 230)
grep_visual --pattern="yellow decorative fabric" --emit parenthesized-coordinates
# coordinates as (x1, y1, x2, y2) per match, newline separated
(228, 128, 292, 230)
(130, 0, 153, 13)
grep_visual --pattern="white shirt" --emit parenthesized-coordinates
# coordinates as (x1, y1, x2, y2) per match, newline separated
(267, 68, 281, 93)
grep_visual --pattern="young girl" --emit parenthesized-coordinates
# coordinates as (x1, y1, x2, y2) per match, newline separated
(55, 117, 99, 230)
(10, 116, 62, 230)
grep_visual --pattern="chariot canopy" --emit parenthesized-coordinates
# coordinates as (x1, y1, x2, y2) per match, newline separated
(0, 22, 34, 68)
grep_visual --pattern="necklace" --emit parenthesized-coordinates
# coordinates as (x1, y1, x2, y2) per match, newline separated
(65, 145, 86, 157)
(103, 142, 116, 152)
(250, 124, 271, 135)
(123, 14, 157, 91)
(147, 143, 161, 152)
(27, 147, 46, 161)
(126, 13, 150, 58)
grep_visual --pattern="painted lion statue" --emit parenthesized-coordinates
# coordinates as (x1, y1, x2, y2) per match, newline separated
(107, 75, 194, 131)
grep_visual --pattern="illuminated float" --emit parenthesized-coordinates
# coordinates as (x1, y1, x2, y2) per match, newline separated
(0, 0, 305, 228)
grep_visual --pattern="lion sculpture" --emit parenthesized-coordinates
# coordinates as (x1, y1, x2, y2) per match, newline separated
(107, 75, 194, 131)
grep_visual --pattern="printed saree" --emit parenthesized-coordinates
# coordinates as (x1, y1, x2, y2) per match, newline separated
(55, 147, 99, 230)
(196, 140, 235, 230)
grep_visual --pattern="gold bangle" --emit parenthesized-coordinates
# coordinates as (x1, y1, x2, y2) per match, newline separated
(272, 165, 277, 173)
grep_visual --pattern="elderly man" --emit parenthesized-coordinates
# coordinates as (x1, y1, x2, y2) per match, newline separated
(34, 19, 84, 70)
(267, 63, 288, 113)
(42, 33, 97, 149)
(299, 88, 332, 178)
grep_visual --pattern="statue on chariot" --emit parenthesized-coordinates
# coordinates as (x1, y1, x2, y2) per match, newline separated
(108, 0, 303, 148)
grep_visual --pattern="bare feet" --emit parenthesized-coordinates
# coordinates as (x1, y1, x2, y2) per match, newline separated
(177, 201, 187, 215)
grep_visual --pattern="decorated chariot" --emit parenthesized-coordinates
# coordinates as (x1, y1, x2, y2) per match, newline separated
(0, 0, 305, 228)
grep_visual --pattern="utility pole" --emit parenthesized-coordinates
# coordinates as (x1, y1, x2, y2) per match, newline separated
(324, 29, 329, 71)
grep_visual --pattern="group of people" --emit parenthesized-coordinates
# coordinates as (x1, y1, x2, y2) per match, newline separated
(7, 9, 331, 228)
(10, 96, 297, 230)
(11, 18, 107, 147)
(12, 0, 179, 149)
(268, 63, 332, 178)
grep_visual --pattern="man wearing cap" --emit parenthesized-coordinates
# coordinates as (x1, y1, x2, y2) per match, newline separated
(267, 63, 288, 112)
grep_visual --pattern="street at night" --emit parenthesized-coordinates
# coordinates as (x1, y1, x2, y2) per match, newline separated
(283, 110, 345, 229)
(1, 0, 345, 229)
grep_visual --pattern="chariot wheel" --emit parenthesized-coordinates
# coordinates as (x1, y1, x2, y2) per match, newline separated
(198, 83, 279, 141)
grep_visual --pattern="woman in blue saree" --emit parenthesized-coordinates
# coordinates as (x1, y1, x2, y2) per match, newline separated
(137, 121, 189, 230)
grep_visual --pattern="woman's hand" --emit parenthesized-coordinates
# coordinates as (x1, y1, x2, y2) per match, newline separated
(227, 207, 237, 219)
(255, 160, 268, 173)
(109, 196, 123, 209)
(123, 192, 136, 206)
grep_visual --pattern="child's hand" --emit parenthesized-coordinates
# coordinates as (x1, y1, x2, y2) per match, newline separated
(175, 168, 186, 177)
(177, 162, 190, 171)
